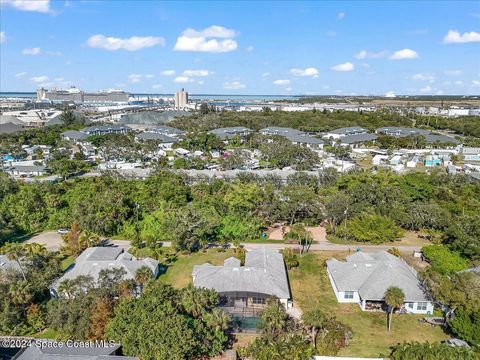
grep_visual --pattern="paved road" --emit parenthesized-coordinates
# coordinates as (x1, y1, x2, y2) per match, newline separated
(24, 231, 421, 254)
(107, 239, 421, 253)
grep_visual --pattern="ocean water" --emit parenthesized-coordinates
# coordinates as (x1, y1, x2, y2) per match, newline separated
(0, 92, 298, 102)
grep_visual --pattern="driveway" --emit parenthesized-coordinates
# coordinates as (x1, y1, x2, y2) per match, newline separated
(24, 231, 63, 252)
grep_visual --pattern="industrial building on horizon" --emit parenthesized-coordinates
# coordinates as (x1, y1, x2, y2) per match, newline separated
(36, 87, 130, 104)
(174, 88, 189, 110)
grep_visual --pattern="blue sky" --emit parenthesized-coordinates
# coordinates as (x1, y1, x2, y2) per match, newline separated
(1, 0, 479, 95)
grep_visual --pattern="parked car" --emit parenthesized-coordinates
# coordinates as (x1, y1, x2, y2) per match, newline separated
(57, 228, 70, 235)
(445, 338, 471, 349)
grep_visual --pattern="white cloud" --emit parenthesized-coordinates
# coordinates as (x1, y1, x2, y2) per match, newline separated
(419, 85, 432, 93)
(87, 34, 165, 51)
(0, 31, 5, 44)
(273, 79, 290, 85)
(436, 90, 444, 95)
(1, 0, 50, 13)
(152, 84, 162, 89)
(455, 80, 464, 86)
(15, 72, 26, 78)
(128, 74, 143, 83)
(145, 74, 154, 79)
(223, 81, 246, 90)
(331, 62, 354, 72)
(389, 48, 418, 60)
(354, 50, 387, 59)
(174, 76, 191, 83)
(262, 72, 270, 78)
(411, 73, 435, 83)
(443, 30, 480, 44)
(246, 46, 254, 52)
(290, 67, 319, 77)
(384, 91, 396, 98)
(472, 80, 480, 87)
(161, 70, 176, 76)
(444, 69, 463, 76)
(174, 25, 238, 53)
(182, 25, 237, 38)
(22, 47, 41, 55)
(30, 75, 49, 83)
(285, 87, 292, 92)
(337, 12, 345, 19)
(54, 77, 64, 82)
(182, 70, 210, 77)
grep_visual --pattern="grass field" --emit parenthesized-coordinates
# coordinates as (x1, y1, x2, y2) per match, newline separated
(288, 251, 450, 357)
(159, 248, 237, 288)
(327, 230, 431, 247)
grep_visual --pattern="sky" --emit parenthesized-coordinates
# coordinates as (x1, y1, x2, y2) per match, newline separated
(0, 0, 479, 95)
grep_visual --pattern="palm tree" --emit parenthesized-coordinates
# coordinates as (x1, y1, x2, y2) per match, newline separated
(23, 243, 47, 258)
(135, 266, 152, 294)
(2, 243, 26, 281)
(57, 278, 76, 298)
(204, 308, 231, 331)
(302, 309, 327, 350)
(8, 280, 33, 305)
(384, 286, 405, 332)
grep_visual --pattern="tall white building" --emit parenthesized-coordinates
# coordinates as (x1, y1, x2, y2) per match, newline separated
(175, 88, 188, 109)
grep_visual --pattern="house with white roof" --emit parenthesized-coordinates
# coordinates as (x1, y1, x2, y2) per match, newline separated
(192, 248, 291, 317)
(326, 251, 433, 314)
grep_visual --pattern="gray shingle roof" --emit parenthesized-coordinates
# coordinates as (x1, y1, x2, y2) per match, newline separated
(52, 247, 159, 292)
(327, 251, 428, 302)
(424, 134, 460, 144)
(149, 125, 186, 136)
(14, 343, 139, 360)
(7, 165, 48, 173)
(340, 133, 378, 144)
(376, 127, 430, 137)
(0, 255, 22, 272)
(286, 133, 324, 144)
(209, 127, 252, 140)
(81, 124, 131, 133)
(259, 127, 304, 136)
(0, 122, 23, 134)
(61, 130, 89, 140)
(328, 126, 367, 135)
(192, 248, 290, 299)
(135, 132, 179, 143)
(0, 115, 25, 125)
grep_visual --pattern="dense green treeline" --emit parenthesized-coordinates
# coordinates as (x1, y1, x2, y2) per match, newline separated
(170, 109, 415, 133)
(1, 170, 479, 260)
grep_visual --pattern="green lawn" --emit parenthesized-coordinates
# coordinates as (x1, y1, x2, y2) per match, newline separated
(33, 328, 58, 339)
(288, 252, 450, 357)
(159, 248, 237, 288)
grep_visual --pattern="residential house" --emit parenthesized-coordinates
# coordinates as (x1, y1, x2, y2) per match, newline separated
(376, 127, 430, 137)
(0, 255, 21, 273)
(339, 133, 378, 148)
(459, 147, 480, 161)
(326, 251, 433, 314)
(259, 127, 304, 137)
(285, 132, 324, 150)
(4, 165, 49, 177)
(209, 127, 253, 142)
(135, 132, 179, 148)
(81, 124, 132, 136)
(323, 126, 368, 140)
(50, 247, 159, 297)
(192, 248, 291, 317)
(13, 343, 139, 360)
(148, 125, 186, 137)
(61, 130, 89, 143)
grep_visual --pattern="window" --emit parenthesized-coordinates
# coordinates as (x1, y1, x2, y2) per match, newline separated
(252, 297, 266, 305)
(406, 302, 414, 309)
(344, 291, 354, 299)
(417, 302, 428, 311)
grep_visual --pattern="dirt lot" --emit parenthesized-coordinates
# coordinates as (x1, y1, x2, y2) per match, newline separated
(268, 225, 326, 242)
(24, 231, 64, 251)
